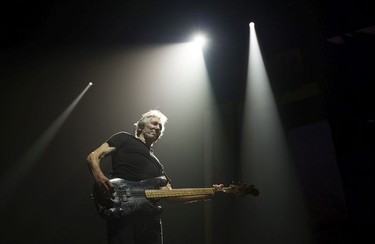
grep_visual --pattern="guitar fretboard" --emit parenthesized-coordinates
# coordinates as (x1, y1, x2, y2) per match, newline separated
(145, 188, 215, 199)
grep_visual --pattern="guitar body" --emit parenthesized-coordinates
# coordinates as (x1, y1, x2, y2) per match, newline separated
(93, 177, 168, 219)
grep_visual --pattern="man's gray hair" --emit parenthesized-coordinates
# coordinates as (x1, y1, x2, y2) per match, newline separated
(134, 110, 168, 138)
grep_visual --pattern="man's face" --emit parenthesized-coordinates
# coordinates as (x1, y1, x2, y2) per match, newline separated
(141, 117, 162, 142)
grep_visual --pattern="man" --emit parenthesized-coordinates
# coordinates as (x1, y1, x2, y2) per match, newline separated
(87, 110, 222, 244)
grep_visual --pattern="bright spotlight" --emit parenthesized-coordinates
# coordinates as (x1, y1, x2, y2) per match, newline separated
(89, 82, 93, 86)
(249, 22, 255, 27)
(192, 34, 208, 48)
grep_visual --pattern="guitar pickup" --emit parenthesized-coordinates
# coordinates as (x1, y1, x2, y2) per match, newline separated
(115, 190, 128, 202)
(121, 188, 133, 202)
(125, 189, 132, 197)
(121, 195, 128, 202)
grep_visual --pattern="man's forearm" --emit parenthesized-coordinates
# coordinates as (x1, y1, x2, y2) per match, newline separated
(87, 153, 104, 179)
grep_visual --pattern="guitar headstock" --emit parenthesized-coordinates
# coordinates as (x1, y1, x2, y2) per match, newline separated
(224, 183, 260, 197)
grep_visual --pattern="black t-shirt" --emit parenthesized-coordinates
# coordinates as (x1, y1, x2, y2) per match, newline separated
(106, 132, 166, 181)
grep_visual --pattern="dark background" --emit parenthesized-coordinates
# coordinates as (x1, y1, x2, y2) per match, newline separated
(0, 0, 374, 243)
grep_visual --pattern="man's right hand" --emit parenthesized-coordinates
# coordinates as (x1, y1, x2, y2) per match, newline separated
(95, 174, 115, 199)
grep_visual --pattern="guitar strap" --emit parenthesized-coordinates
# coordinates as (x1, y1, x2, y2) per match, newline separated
(150, 149, 171, 184)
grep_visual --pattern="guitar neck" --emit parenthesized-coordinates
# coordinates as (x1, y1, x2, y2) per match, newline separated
(145, 188, 215, 199)
(145, 187, 234, 199)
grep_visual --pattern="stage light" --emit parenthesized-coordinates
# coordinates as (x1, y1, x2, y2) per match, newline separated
(89, 82, 93, 86)
(192, 33, 208, 48)
(249, 22, 255, 27)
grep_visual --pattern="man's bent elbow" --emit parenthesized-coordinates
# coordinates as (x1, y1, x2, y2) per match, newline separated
(86, 152, 96, 165)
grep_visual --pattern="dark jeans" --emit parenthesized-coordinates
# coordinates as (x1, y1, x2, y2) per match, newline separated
(107, 211, 162, 244)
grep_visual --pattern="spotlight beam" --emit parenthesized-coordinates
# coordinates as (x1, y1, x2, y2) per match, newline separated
(0, 82, 93, 209)
(237, 23, 312, 243)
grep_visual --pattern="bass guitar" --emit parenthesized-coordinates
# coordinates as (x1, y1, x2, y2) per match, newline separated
(92, 177, 259, 219)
